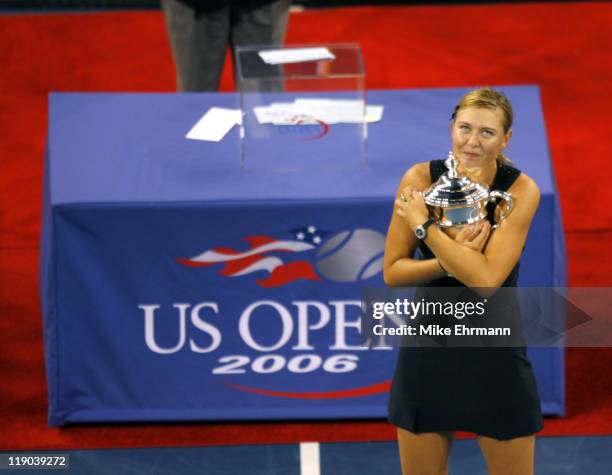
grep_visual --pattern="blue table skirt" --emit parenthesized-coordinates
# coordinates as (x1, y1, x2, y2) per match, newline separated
(41, 87, 565, 426)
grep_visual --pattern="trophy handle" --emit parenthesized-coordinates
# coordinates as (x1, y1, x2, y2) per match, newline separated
(488, 191, 513, 229)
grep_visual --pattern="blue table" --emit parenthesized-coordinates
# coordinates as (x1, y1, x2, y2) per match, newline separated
(41, 87, 565, 426)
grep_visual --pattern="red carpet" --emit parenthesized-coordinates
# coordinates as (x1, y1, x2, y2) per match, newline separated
(1, 2, 611, 450)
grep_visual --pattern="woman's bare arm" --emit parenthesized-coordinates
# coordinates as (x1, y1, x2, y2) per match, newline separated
(383, 163, 447, 286)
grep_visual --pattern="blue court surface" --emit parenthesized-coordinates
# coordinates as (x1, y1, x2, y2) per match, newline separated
(2, 436, 610, 474)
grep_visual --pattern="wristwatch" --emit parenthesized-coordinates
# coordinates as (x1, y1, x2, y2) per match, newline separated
(414, 218, 435, 240)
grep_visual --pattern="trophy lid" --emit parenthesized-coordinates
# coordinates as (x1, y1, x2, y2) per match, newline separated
(423, 152, 489, 207)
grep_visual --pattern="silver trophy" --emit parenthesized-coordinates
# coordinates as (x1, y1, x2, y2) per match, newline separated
(422, 152, 513, 228)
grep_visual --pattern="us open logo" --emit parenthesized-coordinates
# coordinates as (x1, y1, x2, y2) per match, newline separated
(137, 227, 392, 398)
(277, 118, 330, 141)
(138, 297, 393, 399)
(176, 226, 385, 287)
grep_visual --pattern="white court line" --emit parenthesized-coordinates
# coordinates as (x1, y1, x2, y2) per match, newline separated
(300, 442, 321, 475)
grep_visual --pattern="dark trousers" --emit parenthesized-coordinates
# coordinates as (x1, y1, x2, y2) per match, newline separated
(162, 0, 291, 91)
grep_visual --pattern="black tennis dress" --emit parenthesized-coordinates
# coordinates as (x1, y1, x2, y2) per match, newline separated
(387, 159, 544, 441)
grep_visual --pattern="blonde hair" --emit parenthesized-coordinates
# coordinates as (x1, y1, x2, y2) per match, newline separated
(451, 87, 513, 163)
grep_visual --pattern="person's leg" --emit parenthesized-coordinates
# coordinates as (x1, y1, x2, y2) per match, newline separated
(161, 0, 230, 91)
(230, 0, 290, 48)
(229, 0, 290, 91)
(477, 434, 535, 475)
(396, 428, 453, 475)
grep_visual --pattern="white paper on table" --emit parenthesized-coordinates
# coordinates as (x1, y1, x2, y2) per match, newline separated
(258, 47, 335, 65)
(295, 101, 383, 123)
(185, 107, 241, 142)
(253, 106, 275, 124)
(254, 103, 295, 125)
(268, 103, 327, 125)
(270, 102, 308, 125)
(294, 98, 365, 124)
(252, 100, 384, 125)
(365, 105, 384, 123)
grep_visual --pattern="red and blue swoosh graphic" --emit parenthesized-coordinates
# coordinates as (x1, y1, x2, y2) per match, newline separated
(177, 227, 328, 287)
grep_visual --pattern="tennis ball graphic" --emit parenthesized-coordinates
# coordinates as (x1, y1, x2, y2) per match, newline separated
(316, 229, 385, 282)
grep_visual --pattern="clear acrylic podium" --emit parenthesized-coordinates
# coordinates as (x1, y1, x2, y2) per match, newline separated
(234, 44, 367, 172)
